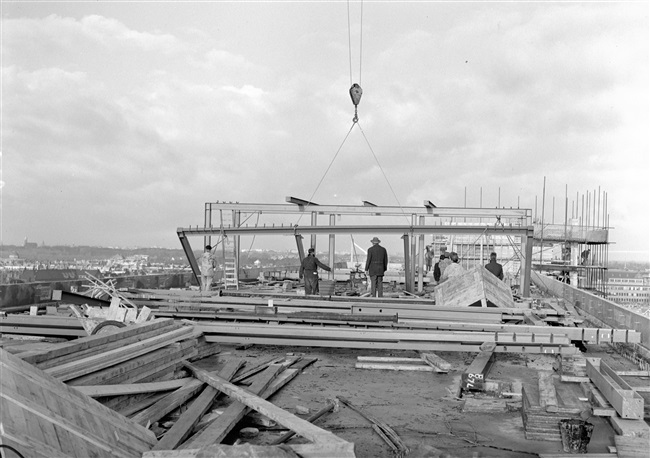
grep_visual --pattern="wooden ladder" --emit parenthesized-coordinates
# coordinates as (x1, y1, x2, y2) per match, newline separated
(224, 257, 238, 290)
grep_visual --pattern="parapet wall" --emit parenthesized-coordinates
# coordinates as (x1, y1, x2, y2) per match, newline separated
(532, 271, 650, 348)
(0, 272, 194, 310)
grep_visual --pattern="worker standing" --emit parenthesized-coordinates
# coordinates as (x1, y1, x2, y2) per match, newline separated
(199, 245, 216, 292)
(365, 237, 388, 297)
(299, 248, 331, 295)
(485, 252, 504, 280)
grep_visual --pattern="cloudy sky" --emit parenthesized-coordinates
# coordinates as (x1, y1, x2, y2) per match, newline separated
(1, 1, 648, 261)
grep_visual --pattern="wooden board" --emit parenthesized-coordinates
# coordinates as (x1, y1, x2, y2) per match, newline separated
(435, 266, 514, 308)
(183, 362, 347, 445)
(0, 348, 156, 458)
(461, 350, 495, 391)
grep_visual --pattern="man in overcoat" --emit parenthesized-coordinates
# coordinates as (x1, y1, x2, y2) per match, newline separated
(365, 237, 388, 297)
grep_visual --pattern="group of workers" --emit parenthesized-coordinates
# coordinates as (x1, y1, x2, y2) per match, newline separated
(198, 238, 504, 295)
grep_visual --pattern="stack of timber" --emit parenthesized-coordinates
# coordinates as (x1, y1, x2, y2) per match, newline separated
(14, 318, 212, 389)
(521, 372, 591, 441)
(434, 266, 515, 308)
(0, 347, 157, 457)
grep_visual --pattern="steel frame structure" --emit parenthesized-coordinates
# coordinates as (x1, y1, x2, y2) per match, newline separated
(178, 198, 534, 296)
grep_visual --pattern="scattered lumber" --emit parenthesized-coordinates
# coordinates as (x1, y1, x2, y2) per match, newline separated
(183, 362, 347, 445)
(435, 266, 514, 308)
(337, 396, 408, 456)
(175, 363, 287, 449)
(586, 358, 644, 420)
(0, 348, 157, 458)
(131, 359, 243, 428)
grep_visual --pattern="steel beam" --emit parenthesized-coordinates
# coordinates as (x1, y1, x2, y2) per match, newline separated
(206, 202, 530, 220)
(178, 224, 533, 237)
(178, 231, 200, 285)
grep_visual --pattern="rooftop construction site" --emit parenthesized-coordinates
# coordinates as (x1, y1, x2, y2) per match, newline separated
(1, 2, 648, 458)
(2, 196, 649, 458)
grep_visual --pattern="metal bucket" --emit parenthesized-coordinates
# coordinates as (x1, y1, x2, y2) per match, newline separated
(560, 419, 594, 453)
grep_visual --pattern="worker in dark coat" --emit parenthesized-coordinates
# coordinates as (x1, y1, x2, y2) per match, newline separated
(365, 237, 388, 297)
(299, 248, 331, 295)
(485, 252, 504, 280)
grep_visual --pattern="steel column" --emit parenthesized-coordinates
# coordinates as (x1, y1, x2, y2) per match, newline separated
(402, 233, 411, 293)
(418, 216, 425, 293)
(328, 214, 336, 280)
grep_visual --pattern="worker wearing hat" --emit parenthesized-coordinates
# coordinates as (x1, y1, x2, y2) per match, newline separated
(299, 247, 331, 295)
(199, 245, 216, 293)
(365, 237, 388, 297)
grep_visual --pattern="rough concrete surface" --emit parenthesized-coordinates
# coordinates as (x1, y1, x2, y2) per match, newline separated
(186, 345, 628, 457)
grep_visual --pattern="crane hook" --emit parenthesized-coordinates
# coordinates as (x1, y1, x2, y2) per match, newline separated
(349, 83, 362, 123)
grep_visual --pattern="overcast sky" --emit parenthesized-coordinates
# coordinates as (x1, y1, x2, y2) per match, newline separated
(1, 1, 648, 261)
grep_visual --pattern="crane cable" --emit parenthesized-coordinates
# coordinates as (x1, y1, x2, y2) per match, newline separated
(296, 0, 409, 227)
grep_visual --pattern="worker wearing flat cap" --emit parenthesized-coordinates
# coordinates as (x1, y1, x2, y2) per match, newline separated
(299, 248, 331, 295)
(365, 237, 388, 297)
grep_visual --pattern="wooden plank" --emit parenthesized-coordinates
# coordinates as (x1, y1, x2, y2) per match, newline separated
(586, 358, 644, 419)
(357, 356, 426, 363)
(35, 322, 186, 371)
(355, 362, 437, 372)
(609, 415, 650, 438)
(74, 378, 193, 397)
(183, 362, 347, 445)
(614, 435, 649, 457)
(19, 318, 176, 365)
(523, 310, 546, 327)
(45, 325, 198, 381)
(179, 364, 286, 449)
(420, 352, 452, 371)
(131, 359, 243, 428)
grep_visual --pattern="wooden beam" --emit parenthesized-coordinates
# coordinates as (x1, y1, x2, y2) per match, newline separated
(355, 362, 437, 372)
(461, 350, 495, 391)
(183, 362, 347, 445)
(74, 378, 192, 398)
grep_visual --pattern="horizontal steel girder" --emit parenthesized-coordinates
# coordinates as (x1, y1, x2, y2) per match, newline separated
(205, 201, 531, 220)
(178, 224, 533, 238)
(202, 335, 577, 355)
